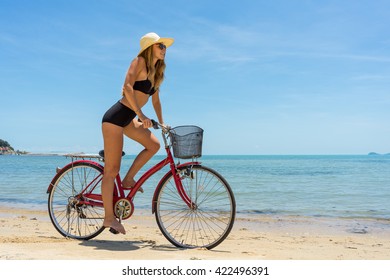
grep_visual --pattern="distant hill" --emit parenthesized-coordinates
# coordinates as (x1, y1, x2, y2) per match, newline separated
(0, 139, 13, 149)
(0, 139, 28, 155)
(368, 152, 390, 156)
(0, 139, 14, 154)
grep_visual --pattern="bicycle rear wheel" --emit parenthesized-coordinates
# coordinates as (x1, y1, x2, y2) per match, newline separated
(154, 165, 236, 249)
(48, 161, 105, 240)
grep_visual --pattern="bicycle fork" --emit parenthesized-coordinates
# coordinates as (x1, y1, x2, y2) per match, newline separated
(174, 166, 197, 210)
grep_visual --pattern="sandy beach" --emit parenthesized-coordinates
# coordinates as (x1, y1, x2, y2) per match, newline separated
(0, 205, 389, 260)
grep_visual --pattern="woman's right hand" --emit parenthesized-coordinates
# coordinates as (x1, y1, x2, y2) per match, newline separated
(138, 114, 153, 128)
(142, 118, 153, 128)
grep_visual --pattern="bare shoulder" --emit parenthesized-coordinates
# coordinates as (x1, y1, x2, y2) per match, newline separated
(130, 57, 146, 74)
(136, 56, 146, 64)
(126, 57, 143, 77)
(131, 56, 146, 68)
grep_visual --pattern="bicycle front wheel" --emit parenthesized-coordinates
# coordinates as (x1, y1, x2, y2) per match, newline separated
(48, 161, 105, 240)
(155, 165, 236, 249)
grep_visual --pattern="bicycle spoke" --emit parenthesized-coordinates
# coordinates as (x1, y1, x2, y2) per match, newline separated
(155, 165, 235, 249)
(48, 162, 106, 240)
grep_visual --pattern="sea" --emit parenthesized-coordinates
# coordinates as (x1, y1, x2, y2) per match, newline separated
(0, 154, 389, 221)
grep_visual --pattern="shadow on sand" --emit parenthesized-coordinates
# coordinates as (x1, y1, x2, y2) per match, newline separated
(79, 239, 185, 252)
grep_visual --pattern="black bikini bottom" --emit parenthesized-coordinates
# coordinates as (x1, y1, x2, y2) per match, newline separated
(102, 101, 136, 127)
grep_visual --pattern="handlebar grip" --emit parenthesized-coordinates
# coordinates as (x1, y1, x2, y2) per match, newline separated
(151, 119, 159, 129)
(137, 118, 159, 129)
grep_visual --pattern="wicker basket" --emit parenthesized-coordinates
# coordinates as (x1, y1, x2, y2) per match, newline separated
(170, 126, 203, 159)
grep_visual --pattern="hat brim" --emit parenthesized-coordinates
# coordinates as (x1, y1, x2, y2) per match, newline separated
(138, 37, 174, 56)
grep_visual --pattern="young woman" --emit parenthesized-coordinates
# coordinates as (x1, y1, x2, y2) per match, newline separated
(101, 32, 174, 234)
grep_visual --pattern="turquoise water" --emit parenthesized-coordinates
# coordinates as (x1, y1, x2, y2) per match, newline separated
(0, 154, 389, 219)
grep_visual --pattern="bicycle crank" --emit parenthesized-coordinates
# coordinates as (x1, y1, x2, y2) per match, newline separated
(114, 198, 134, 220)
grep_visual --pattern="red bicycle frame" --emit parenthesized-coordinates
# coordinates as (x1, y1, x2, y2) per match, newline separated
(46, 131, 200, 215)
(130, 145, 200, 213)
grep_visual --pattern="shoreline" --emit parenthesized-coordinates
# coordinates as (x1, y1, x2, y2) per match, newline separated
(1, 205, 389, 260)
(2, 201, 389, 225)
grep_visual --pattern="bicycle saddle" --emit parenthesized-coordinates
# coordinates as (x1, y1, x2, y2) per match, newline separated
(98, 150, 125, 159)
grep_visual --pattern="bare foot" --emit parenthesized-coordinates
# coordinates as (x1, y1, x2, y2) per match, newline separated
(122, 177, 136, 188)
(122, 178, 144, 193)
(103, 219, 126, 234)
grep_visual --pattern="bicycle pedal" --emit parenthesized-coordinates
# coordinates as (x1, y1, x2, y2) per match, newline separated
(109, 227, 120, 234)
(78, 212, 86, 219)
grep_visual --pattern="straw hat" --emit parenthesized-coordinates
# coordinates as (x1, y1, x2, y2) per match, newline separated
(138, 32, 174, 56)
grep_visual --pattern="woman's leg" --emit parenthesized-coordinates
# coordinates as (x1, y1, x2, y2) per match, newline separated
(101, 122, 126, 234)
(122, 119, 160, 188)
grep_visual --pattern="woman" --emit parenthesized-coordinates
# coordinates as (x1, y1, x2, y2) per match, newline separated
(101, 32, 174, 234)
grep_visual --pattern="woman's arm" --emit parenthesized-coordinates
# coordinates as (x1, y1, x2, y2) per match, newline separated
(122, 58, 140, 111)
(122, 57, 150, 125)
(152, 90, 164, 125)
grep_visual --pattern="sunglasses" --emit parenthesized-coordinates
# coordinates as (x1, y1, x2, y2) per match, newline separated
(156, 43, 167, 50)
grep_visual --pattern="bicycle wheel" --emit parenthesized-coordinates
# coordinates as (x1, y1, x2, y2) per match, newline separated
(154, 165, 236, 249)
(48, 161, 105, 240)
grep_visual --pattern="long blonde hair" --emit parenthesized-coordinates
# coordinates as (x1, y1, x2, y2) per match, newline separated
(138, 46, 166, 90)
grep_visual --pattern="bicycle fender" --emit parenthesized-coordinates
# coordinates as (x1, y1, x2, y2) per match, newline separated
(46, 160, 104, 193)
(151, 161, 201, 213)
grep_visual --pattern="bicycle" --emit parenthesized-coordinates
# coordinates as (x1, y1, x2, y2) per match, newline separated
(47, 121, 236, 249)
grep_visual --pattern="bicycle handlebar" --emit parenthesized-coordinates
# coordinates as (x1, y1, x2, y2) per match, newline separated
(138, 118, 170, 133)
(151, 120, 171, 133)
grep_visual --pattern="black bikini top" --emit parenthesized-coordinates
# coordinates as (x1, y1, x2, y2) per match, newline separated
(133, 79, 156, 96)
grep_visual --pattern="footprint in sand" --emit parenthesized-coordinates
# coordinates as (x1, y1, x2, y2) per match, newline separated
(241, 251, 255, 256)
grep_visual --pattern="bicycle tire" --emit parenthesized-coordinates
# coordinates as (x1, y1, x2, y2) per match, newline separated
(154, 165, 236, 249)
(48, 161, 105, 240)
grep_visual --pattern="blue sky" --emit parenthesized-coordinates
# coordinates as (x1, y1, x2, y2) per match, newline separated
(1, 0, 389, 155)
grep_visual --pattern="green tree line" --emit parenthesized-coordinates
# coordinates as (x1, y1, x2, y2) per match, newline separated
(0, 139, 14, 150)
